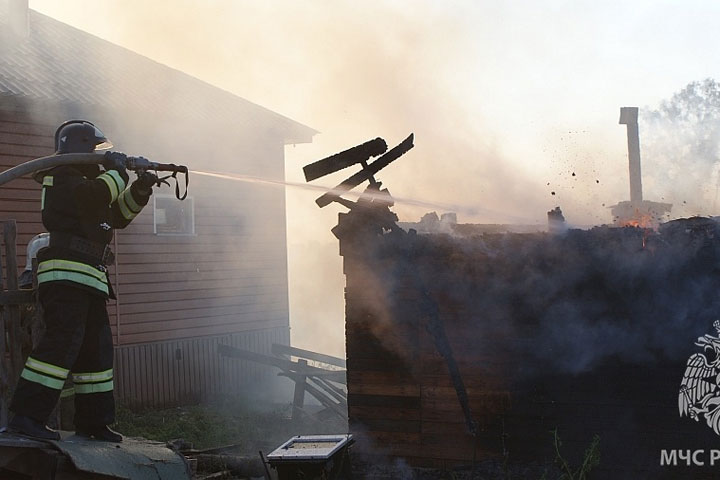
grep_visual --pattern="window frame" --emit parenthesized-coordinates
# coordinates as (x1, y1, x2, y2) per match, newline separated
(153, 194, 196, 236)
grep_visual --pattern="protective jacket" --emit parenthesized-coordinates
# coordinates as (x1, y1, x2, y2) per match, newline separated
(10, 164, 150, 428)
(37, 164, 150, 297)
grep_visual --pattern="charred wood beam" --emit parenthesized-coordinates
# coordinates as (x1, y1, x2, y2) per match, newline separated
(217, 344, 346, 384)
(292, 359, 308, 421)
(315, 134, 414, 208)
(303, 137, 388, 182)
(271, 343, 347, 368)
(278, 372, 348, 418)
(0, 290, 33, 306)
(310, 376, 347, 403)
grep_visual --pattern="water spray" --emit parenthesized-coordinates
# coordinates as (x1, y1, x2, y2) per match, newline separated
(191, 170, 537, 224)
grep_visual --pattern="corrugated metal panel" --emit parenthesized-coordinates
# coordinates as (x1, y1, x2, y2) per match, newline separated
(114, 327, 290, 408)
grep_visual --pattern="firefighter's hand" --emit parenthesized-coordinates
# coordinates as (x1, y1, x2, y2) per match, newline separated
(103, 151, 127, 171)
(102, 151, 129, 184)
(134, 171, 158, 196)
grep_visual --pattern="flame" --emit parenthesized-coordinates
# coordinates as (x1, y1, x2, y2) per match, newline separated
(620, 214, 654, 229)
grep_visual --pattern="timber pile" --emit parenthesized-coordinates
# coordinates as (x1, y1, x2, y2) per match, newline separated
(337, 204, 720, 477)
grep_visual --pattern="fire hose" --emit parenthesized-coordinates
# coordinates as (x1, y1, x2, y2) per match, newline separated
(0, 152, 189, 200)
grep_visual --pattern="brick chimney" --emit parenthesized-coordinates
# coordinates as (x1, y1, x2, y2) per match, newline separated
(7, 0, 29, 37)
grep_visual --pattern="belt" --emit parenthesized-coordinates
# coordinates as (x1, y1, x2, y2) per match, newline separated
(49, 232, 115, 265)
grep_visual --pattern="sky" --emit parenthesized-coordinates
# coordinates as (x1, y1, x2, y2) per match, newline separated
(26, 0, 720, 356)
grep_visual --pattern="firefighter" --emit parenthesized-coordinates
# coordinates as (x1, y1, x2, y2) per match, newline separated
(8, 120, 158, 442)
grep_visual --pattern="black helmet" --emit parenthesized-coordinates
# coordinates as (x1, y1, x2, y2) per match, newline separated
(54, 120, 113, 154)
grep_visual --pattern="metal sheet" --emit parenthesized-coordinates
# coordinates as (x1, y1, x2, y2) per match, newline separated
(49, 432, 191, 480)
(267, 434, 353, 462)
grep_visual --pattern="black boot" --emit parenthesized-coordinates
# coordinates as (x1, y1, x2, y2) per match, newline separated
(8, 414, 61, 441)
(75, 425, 123, 443)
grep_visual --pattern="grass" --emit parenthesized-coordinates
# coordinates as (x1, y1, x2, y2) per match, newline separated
(544, 428, 600, 480)
(113, 395, 347, 452)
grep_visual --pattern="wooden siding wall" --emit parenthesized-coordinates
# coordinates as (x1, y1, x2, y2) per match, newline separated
(0, 112, 54, 275)
(112, 174, 290, 345)
(114, 326, 290, 408)
(0, 108, 291, 348)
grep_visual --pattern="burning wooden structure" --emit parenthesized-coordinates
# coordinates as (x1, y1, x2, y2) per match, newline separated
(336, 207, 720, 477)
(304, 132, 720, 477)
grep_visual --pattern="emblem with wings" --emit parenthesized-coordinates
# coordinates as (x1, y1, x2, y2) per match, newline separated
(679, 320, 720, 434)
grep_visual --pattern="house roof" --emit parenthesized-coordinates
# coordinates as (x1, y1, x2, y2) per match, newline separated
(0, 8, 317, 144)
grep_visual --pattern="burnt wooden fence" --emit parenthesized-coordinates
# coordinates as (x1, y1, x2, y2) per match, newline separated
(0, 219, 36, 426)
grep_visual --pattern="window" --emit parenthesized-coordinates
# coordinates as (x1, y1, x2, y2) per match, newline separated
(154, 195, 195, 235)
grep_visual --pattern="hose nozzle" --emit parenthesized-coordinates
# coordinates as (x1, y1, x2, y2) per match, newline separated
(125, 156, 187, 174)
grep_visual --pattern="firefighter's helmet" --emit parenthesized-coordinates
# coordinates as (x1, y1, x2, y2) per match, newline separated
(54, 120, 113, 154)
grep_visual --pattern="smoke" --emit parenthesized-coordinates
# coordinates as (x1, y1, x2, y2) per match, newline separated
(17, 0, 720, 365)
(638, 80, 720, 217)
(343, 216, 720, 378)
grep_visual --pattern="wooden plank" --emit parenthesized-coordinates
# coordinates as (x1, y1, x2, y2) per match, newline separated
(110, 269, 286, 286)
(118, 292, 285, 315)
(0, 222, 7, 426)
(120, 285, 281, 305)
(117, 252, 279, 265)
(116, 259, 285, 275)
(0, 200, 41, 213)
(0, 119, 55, 136)
(117, 321, 287, 345)
(217, 344, 346, 382)
(0, 189, 42, 201)
(348, 383, 421, 397)
(0, 178, 41, 192)
(0, 289, 33, 305)
(115, 233, 285, 245)
(3, 221, 23, 383)
(117, 278, 286, 296)
(0, 131, 53, 148)
(349, 406, 421, 422)
(348, 370, 419, 385)
(350, 417, 421, 434)
(119, 302, 287, 325)
(0, 143, 54, 158)
(271, 343, 346, 368)
(115, 242, 267, 255)
(0, 212, 41, 223)
(348, 394, 420, 409)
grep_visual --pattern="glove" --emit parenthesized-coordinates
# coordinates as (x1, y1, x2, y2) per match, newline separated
(133, 171, 158, 196)
(103, 151, 129, 183)
(103, 151, 127, 171)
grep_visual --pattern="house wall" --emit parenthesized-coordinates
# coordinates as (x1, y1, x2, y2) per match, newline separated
(0, 100, 295, 407)
(114, 326, 289, 408)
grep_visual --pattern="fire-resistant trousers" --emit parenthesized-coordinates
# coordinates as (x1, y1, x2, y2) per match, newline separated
(10, 283, 115, 429)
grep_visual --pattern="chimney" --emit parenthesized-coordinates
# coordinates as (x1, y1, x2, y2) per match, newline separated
(7, 0, 29, 37)
(619, 107, 642, 203)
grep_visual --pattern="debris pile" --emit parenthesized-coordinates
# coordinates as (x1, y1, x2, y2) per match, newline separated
(337, 203, 720, 477)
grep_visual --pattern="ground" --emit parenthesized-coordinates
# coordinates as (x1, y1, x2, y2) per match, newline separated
(114, 395, 347, 452)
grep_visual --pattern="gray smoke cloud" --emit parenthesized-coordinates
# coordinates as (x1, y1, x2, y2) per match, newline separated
(19, 0, 720, 362)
